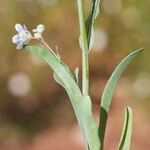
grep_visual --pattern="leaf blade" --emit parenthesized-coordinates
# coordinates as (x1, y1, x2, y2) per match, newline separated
(86, 0, 101, 49)
(26, 46, 100, 150)
(118, 106, 133, 150)
(98, 48, 143, 148)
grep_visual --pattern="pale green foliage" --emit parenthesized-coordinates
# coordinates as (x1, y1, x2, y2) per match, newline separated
(86, 0, 101, 50)
(25, 46, 142, 150)
(118, 107, 133, 150)
(99, 48, 143, 149)
(14, 0, 143, 150)
(100, 48, 143, 112)
(26, 46, 100, 150)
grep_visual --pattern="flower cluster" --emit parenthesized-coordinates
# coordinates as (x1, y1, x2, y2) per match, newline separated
(33, 24, 45, 39)
(12, 24, 45, 50)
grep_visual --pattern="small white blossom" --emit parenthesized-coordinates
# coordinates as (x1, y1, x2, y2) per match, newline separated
(33, 24, 45, 39)
(12, 24, 32, 49)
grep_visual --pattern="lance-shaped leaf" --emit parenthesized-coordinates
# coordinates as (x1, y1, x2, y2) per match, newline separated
(98, 48, 143, 149)
(118, 106, 133, 150)
(86, 0, 101, 50)
(25, 46, 100, 150)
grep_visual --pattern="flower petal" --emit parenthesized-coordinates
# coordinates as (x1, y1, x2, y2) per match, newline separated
(23, 25, 27, 31)
(13, 23, 32, 49)
(15, 24, 24, 32)
(32, 29, 37, 32)
(37, 24, 45, 33)
(34, 32, 42, 39)
(12, 34, 20, 44)
(16, 41, 24, 50)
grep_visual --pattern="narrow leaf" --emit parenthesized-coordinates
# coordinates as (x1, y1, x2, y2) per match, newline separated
(86, 0, 101, 49)
(98, 48, 143, 148)
(53, 72, 66, 88)
(118, 106, 133, 150)
(54, 61, 74, 88)
(25, 46, 100, 150)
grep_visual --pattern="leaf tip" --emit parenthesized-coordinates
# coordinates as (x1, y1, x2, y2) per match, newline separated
(125, 106, 132, 116)
(135, 47, 144, 54)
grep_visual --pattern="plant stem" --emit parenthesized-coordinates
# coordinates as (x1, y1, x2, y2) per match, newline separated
(40, 38, 58, 58)
(77, 0, 89, 96)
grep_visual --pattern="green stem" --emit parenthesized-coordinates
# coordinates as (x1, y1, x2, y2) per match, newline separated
(77, 0, 89, 96)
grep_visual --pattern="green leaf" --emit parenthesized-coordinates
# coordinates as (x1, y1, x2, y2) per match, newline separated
(25, 46, 100, 150)
(98, 48, 143, 149)
(54, 61, 75, 88)
(73, 67, 79, 84)
(86, 0, 101, 50)
(118, 106, 133, 150)
(53, 72, 66, 88)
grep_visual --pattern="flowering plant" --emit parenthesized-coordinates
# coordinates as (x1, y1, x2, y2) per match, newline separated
(12, 0, 143, 150)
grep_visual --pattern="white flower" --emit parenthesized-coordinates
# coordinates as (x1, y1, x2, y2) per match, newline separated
(12, 24, 32, 49)
(32, 24, 45, 39)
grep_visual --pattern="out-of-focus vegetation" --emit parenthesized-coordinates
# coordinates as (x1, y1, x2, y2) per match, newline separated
(0, 0, 149, 149)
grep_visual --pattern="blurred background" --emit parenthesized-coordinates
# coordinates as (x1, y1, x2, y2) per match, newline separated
(0, 0, 150, 149)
